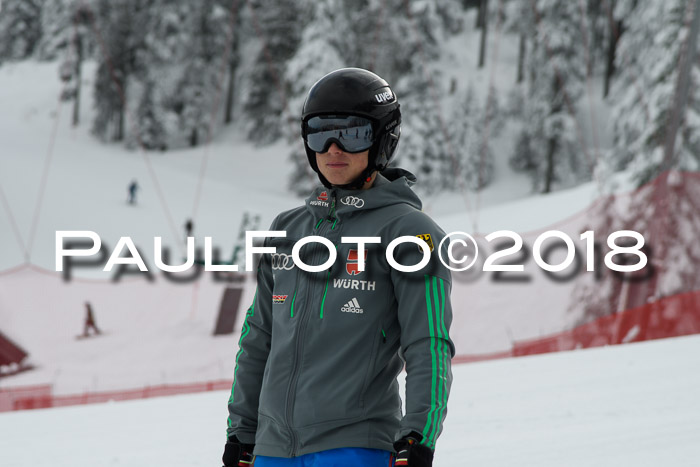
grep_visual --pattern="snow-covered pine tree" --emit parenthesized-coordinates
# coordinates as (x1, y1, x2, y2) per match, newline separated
(176, 58, 209, 147)
(477, 0, 489, 68)
(449, 87, 478, 190)
(502, 0, 537, 84)
(448, 85, 500, 190)
(173, 0, 231, 147)
(609, 0, 700, 186)
(581, 0, 609, 77)
(398, 72, 453, 194)
(199, 0, 231, 65)
(336, 0, 414, 83)
(37, 0, 95, 61)
(505, 0, 543, 175)
(91, 0, 148, 142)
(0, 0, 44, 61)
(136, 79, 167, 150)
(242, 0, 305, 144)
(142, 0, 192, 65)
(603, 0, 637, 98)
(510, 0, 587, 194)
(389, 0, 460, 193)
(471, 87, 503, 189)
(435, 0, 465, 35)
(132, 0, 192, 148)
(219, 0, 243, 125)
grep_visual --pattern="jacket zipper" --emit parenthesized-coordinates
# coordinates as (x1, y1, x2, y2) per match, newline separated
(319, 191, 337, 318)
(328, 192, 337, 221)
(284, 202, 335, 456)
(284, 287, 315, 457)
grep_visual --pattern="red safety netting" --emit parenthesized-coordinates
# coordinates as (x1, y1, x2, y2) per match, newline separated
(510, 289, 700, 357)
(0, 380, 232, 412)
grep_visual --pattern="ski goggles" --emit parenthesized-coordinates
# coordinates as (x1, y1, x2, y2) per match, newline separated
(304, 115, 375, 154)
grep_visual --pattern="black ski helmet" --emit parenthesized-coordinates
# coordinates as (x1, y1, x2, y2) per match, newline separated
(301, 68, 401, 188)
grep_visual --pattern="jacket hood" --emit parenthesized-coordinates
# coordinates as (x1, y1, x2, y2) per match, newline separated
(305, 168, 421, 220)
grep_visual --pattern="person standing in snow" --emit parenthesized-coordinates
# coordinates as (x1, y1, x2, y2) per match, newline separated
(82, 301, 101, 337)
(127, 179, 139, 205)
(222, 68, 454, 467)
(184, 218, 194, 243)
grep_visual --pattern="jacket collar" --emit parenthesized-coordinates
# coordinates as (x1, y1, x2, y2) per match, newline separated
(304, 168, 422, 220)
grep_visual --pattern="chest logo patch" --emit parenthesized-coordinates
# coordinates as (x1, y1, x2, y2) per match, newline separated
(346, 249, 368, 275)
(271, 253, 295, 270)
(272, 295, 288, 304)
(340, 196, 364, 208)
(341, 297, 364, 314)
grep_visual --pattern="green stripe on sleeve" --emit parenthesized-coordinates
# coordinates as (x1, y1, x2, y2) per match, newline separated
(421, 276, 450, 449)
(428, 276, 444, 447)
(423, 276, 444, 447)
(226, 289, 258, 427)
(433, 277, 449, 447)
(421, 275, 439, 445)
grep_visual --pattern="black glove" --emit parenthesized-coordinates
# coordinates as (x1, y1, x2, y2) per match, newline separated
(393, 431, 434, 467)
(221, 436, 255, 467)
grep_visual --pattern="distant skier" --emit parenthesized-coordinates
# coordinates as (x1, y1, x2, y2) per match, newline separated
(184, 218, 194, 241)
(82, 301, 101, 337)
(127, 179, 139, 205)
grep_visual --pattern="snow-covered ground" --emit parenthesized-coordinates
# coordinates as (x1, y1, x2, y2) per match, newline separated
(2, 333, 699, 467)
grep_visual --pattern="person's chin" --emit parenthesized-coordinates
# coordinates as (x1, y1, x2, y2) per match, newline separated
(322, 170, 349, 184)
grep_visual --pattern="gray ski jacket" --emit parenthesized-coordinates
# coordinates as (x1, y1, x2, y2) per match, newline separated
(226, 168, 454, 457)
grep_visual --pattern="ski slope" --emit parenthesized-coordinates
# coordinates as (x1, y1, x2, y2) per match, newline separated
(2, 334, 699, 467)
(0, 43, 619, 393)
